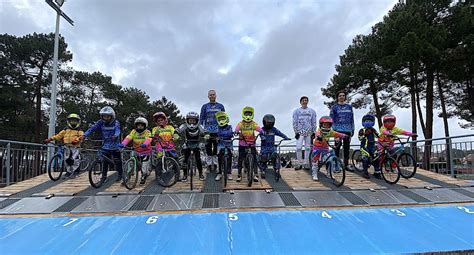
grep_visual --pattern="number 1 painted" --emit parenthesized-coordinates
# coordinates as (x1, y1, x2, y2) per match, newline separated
(62, 218, 78, 227)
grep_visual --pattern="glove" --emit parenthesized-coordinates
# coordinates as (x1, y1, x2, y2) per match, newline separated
(295, 133, 300, 140)
(204, 134, 210, 140)
(43, 138, 52, 144)
(173, 133, 180, 141)
(310, 133, 315, 141)
(140, 143, 147, 148)
(316, 136, 323, 142)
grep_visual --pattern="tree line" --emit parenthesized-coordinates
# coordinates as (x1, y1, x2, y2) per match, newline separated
(0, 33, 184, 143)
(322, 0, 473, 168)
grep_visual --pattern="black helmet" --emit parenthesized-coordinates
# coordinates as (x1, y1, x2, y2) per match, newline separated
(262, 114, 275, 129)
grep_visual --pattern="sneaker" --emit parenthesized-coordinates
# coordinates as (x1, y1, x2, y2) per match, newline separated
(140, 175, 147, 184)
(215, 174, 222, 181)
(346, 165, 355, 172)
(236, 175, 242, 182)
(227, 174, 233, 180)
(294, 165, 302, 170)
(261, 171, 266, 179)
(312, 174, 319, 181)
(199, 175, 205, 181)
(181, 176, 188, 182)
(362, 171, 370, 179)
(373, 172, 382, 179)
(253, 176, 259, 182)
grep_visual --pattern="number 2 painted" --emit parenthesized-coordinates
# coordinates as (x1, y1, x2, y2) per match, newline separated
(458, 206, 474, 214)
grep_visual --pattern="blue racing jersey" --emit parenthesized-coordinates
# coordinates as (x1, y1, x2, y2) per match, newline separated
(330, 103, 354, 134)
(84, 119, 121, 150)
(260, 127, 289, 154)
(217, 124, 234, 150)
(200, 102, 225, 134)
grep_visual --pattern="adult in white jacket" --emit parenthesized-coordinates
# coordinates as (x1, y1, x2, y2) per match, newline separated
(292, 96, 317, 170)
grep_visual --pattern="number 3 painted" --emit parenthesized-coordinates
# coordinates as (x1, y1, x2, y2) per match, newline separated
(390, 209, 406, 217)
(146, 216, 159, 224)
(458, 206, 474, 214)
(228, 213, 238, 221)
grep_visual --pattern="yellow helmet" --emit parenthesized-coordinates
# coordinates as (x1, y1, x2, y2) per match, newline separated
(215, 111, 229, 127)
(67, 113, 81, 129)
(242, 106, 254, 122)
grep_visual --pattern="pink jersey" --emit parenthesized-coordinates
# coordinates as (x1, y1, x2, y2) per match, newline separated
(235, 121, 263, 146)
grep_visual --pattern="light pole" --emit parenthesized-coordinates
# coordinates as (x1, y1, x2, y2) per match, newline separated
(45, 0, 74, 141)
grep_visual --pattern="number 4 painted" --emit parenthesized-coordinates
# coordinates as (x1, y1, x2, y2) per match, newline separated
(458, 206, 474, 214)
(321, 211, 332, 219)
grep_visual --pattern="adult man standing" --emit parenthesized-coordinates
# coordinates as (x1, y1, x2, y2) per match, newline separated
(330, 90, 355, 171)
(200, 90, 225, 172)
(292, 96, 317, 170)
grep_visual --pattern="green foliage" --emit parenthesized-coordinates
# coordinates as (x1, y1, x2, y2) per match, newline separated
(0, 33, 185, 142)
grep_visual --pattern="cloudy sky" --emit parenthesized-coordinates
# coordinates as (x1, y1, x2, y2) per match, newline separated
(1, 0, 470, 143)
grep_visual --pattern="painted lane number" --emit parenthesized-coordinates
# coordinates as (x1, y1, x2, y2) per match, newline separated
(321, 211, 332, 219)
(390, 209, 406, 217)
(458, 206, 474, 214)
(146, 216, 159, 224)
(228, 213, 238, 221)
(62, 218, 78, 227)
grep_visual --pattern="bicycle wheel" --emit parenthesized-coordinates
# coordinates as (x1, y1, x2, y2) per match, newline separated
(156, 157, 180, 187)
(274, 155, 281, 182)
(48, 154, 64, 181)
(328, 156, 345, 187)
(397, 152, 417, 179)
(188, 156, 195, 190)
(351, 150, 363, 172)
(381, 157, 400, 184)
(79, 152, 91, 172)
(89, 160, 105, 188)
(123, 157, 139, 190)
(222, 155, 228, 188)
(245, 154, 254, 187)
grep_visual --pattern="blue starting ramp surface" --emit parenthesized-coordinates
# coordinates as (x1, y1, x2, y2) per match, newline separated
(1, 205, 473, 254)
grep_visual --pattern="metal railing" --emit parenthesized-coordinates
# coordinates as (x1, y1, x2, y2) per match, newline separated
(1, 134, 473, 187)
(0, 139, 101, 187)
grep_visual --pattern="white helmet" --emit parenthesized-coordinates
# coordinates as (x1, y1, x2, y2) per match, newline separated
(186, 111, 200, 130)
(134, 117, 148, 128)
(99, 106, 115, 122)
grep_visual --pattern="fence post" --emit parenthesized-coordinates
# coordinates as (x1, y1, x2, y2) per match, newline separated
(447, 138, 455, 178)
(6, 142, 11, 186)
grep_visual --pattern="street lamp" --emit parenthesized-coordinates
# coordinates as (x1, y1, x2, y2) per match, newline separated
(45, 0, 73, 142)
(45, 0, 73, 163)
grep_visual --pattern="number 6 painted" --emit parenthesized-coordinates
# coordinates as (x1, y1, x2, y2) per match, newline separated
(146, 216, 159, 224)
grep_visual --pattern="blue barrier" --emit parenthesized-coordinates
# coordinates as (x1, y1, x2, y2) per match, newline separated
(0, 205, 473, 254)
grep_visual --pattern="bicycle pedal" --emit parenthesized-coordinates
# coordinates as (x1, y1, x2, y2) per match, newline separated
(424, 186, 432, 190)
(45, 194, 55, 199)
(369, 188, 376, 192)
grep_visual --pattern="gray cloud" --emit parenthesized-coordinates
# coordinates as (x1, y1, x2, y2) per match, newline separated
(2, 0, 469, 141)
